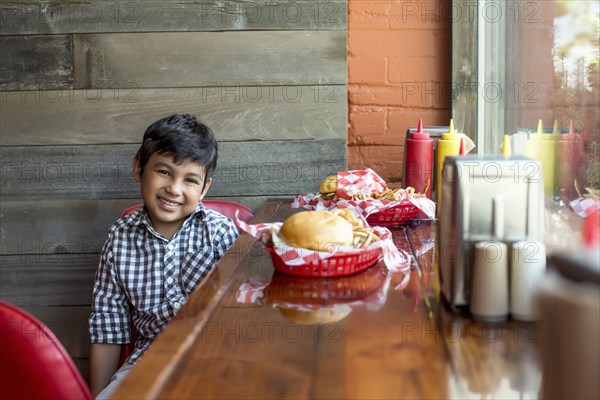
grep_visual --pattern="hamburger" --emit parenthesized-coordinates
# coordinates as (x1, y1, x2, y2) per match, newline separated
(268, 266, 388, 324)
(319, 175, 338, 195)
(319, 173, 420, 202)
(279, 210, 353, 251)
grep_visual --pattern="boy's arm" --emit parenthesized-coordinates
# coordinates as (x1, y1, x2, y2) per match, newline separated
(89, 235, 131, 396)
(89, 343, 122, 396)
(214, 218, 240, 259)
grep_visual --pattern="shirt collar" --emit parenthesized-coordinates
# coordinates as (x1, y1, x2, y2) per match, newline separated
(127, 202, 208, 238)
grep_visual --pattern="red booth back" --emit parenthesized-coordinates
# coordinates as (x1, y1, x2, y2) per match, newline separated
(119, 199, 255, 229)
(0, 301, 92, 400)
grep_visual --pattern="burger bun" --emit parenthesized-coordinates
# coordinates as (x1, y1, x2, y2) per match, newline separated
(319, 175, 338, 194)
(279, 307, 351, 324)
(279, 210, 353, 251)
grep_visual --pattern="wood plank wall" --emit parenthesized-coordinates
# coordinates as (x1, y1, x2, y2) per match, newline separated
(0, 0, 347, 380)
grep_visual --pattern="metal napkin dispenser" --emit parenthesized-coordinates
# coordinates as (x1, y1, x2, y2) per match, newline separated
(438, 155, 545, 310)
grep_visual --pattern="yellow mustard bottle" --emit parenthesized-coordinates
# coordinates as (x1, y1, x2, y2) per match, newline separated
(525, 120, 555, 197)
(525, 120, 542, 161)
(436, 119, 462, 211)
(552, 119, 564, 139)
(502, 134, 512, 157)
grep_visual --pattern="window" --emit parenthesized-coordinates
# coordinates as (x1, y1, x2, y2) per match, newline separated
(452, 0, 599, 205)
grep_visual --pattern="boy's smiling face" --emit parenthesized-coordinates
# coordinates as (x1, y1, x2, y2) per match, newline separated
(133, 153, 211, 239)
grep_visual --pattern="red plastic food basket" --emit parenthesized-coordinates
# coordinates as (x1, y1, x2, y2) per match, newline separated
(365, 201, 419, 226)
(265, 246, 381, 277)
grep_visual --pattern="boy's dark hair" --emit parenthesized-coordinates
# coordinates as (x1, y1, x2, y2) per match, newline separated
(136, 114, 218, 188)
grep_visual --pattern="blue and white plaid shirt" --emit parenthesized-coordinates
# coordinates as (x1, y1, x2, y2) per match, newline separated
(89, 202, 239, 364)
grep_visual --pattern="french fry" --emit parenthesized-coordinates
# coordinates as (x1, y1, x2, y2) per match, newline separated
(330, 209, 381, 248)
(352, 228, 380, 248)
(333, 209, 363, 229)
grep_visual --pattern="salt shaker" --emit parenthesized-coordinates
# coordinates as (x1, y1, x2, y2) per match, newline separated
(470, 241, 509, 322)
(511, 241, 546, 321)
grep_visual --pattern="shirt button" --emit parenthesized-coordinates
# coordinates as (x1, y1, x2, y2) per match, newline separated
(174, 302, 181, 309)
(166, 277, 173, 284)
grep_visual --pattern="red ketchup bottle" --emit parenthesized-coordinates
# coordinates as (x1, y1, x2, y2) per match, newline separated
(403, 118, 434, 198)
(559, 120, 585, 203)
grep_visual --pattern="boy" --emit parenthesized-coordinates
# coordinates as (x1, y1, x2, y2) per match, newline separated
(88, 114, 239, 398)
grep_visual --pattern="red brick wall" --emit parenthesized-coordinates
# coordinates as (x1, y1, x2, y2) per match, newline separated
(348, 0, 452, 184)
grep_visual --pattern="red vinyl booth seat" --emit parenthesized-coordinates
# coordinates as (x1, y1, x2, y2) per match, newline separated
(0, 301, 92, 400)
(119, 199, 255, 229)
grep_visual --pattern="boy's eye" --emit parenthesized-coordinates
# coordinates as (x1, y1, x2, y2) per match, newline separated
(186, 178, 200, 185)
(158, 170, 170, 176)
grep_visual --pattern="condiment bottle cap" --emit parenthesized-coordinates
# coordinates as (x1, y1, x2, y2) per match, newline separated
(441, 119, 459, 140)
(563, 119, 579, 140)
(569, 119, 574, 134)
(535, 119, 553, 140)
(529, 119, 544, 140)
(459, 135, 466, 154)
(411, 118, 430, 140)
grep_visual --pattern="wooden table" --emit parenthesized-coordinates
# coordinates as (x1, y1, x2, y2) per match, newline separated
(112, 198, 541, 399)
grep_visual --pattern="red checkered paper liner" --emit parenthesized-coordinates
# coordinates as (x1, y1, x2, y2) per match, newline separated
(335, 168, 387, 200)
(570, 197, 600, 218)
(292, 175, 436, 221)
(235, 211, 412, 274)
(235, 276, 268, 304)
